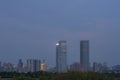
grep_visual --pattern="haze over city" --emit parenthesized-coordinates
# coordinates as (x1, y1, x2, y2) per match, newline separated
(0, 0, 120, 68)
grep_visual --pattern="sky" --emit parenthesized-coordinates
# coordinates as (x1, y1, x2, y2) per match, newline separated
(0, 0, 120, 68)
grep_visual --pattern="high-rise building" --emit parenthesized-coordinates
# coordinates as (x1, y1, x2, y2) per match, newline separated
(56, 41, 67, 73)
(35, 59, 41, 72)
(27, 59, 41, 72)
(80, 40, 89, 72)
(41, 60, 47, 71)
(17, 59, 23, 73)
(41, 64, 46, 71)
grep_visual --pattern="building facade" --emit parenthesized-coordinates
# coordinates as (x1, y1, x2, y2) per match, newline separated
(40, 60, 47, 71)
(80, 40, 89, 72)
(27, 59, 41, 72)
(17, 59, 23, 73)
(56, 41, 67, 73)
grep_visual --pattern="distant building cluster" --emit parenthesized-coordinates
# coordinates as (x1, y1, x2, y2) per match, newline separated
(0, 59, 47, 73)
(70, 62, 80, 71)
(69, 62, 120, 73)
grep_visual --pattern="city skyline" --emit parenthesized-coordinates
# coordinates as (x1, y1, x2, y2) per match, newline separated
(0, 57, 120, 73)
(0, 40, 119, 71)
(0, 0, 120, 68)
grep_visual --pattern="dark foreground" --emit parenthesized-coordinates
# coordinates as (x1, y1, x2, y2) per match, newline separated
(0, 71, 120, 80)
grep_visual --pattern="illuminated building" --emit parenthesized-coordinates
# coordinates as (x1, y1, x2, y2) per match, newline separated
(40, 60, 47, 71)
(56, 41, 67, 73)
(41, 63, 47, 71)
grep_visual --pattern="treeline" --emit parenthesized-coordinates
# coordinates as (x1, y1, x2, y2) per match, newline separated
(0, 71, 120, 80)
(0, 71, 53, 78)
(53, 72, 120, 80)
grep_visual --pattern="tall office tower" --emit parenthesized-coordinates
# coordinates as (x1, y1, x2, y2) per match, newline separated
(17, 59, 23, 73)
(80, 40, 89, 72)
(56, 41, 67, 73)
(27, 59, 41, 72)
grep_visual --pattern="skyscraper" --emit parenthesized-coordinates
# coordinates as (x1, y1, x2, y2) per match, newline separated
(80, 40, 89, 72)
(17, 59, 23, 73)
(56, 41, 67, 73)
